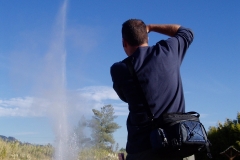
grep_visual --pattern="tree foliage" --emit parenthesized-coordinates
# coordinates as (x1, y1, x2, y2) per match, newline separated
(74, 115, 92, 148)
(89, 105, 121, 150)
(195, 112, 240, 160)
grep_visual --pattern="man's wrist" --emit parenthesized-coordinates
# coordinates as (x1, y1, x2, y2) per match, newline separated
(146, 25, 151, 33)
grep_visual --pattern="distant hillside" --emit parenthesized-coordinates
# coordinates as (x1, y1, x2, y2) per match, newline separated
(0, 135, 18, 142)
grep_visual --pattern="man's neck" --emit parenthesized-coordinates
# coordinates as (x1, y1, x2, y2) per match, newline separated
(139, 43, 148, 47)
(127, 43, 148, 56)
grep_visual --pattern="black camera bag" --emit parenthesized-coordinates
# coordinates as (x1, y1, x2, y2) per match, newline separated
(150, 112, 212, 158)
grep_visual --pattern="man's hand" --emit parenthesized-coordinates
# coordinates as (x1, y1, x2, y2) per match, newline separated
(146, 24, 181, 37)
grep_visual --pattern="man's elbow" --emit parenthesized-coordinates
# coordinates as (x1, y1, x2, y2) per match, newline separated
(189, 29, 194, 42)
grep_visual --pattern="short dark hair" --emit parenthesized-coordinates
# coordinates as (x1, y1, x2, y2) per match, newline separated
(122, 19, 148, 46)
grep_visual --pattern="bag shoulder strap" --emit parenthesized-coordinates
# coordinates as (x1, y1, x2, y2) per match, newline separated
(123, 57, 154, 120)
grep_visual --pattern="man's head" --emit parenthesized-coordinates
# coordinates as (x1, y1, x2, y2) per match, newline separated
(122, 19, 148, 56)
(122, 19, 148, 46)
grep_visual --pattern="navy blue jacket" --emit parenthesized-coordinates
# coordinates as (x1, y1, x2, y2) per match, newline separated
(110, 27, 194, 154)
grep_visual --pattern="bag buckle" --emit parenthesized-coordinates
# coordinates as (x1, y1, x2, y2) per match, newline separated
(158, 128, 168, 146)
(171, 139, 179, 146)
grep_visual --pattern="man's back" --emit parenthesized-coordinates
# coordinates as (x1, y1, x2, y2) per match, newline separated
(110, 20, 194, 158)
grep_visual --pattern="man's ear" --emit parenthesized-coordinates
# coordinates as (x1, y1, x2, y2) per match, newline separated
(122, 39, 127, 48)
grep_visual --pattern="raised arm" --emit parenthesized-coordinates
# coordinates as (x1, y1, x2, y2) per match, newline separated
(146, 24, 181, 37)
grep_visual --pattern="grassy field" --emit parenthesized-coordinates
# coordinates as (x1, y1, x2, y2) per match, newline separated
(0, 139, 125, 160)
(0, 139, 53, 160)
(78, 147, 126, 160)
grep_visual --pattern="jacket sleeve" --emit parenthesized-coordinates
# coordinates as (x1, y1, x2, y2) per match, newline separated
(110, 63, 128, 102)
(175, 27, 194, 62)
(158, 26, 194, 64)
(113, 83, 127, 102)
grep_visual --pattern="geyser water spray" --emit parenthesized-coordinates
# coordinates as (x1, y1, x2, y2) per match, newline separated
(40, 0, 79, 159)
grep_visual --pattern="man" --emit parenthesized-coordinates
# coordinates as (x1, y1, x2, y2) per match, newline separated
(110, 19, 194, 160)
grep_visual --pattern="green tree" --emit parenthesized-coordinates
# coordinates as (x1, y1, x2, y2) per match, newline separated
(74, 115, 92, 148)
(237, 112, 240, 124)
(119, 148, 126, 152)
(114, 143, 119, 152)
(89, 105, 121, 150)
(195, 112, 240, 160)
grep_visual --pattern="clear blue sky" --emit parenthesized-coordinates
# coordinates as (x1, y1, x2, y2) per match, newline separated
(0, 0, 240, 149)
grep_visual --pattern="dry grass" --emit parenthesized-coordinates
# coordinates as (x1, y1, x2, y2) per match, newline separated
(0, 139, 125, 160)
(0, 139, 53, 160)
(79, 147, 120, 160)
